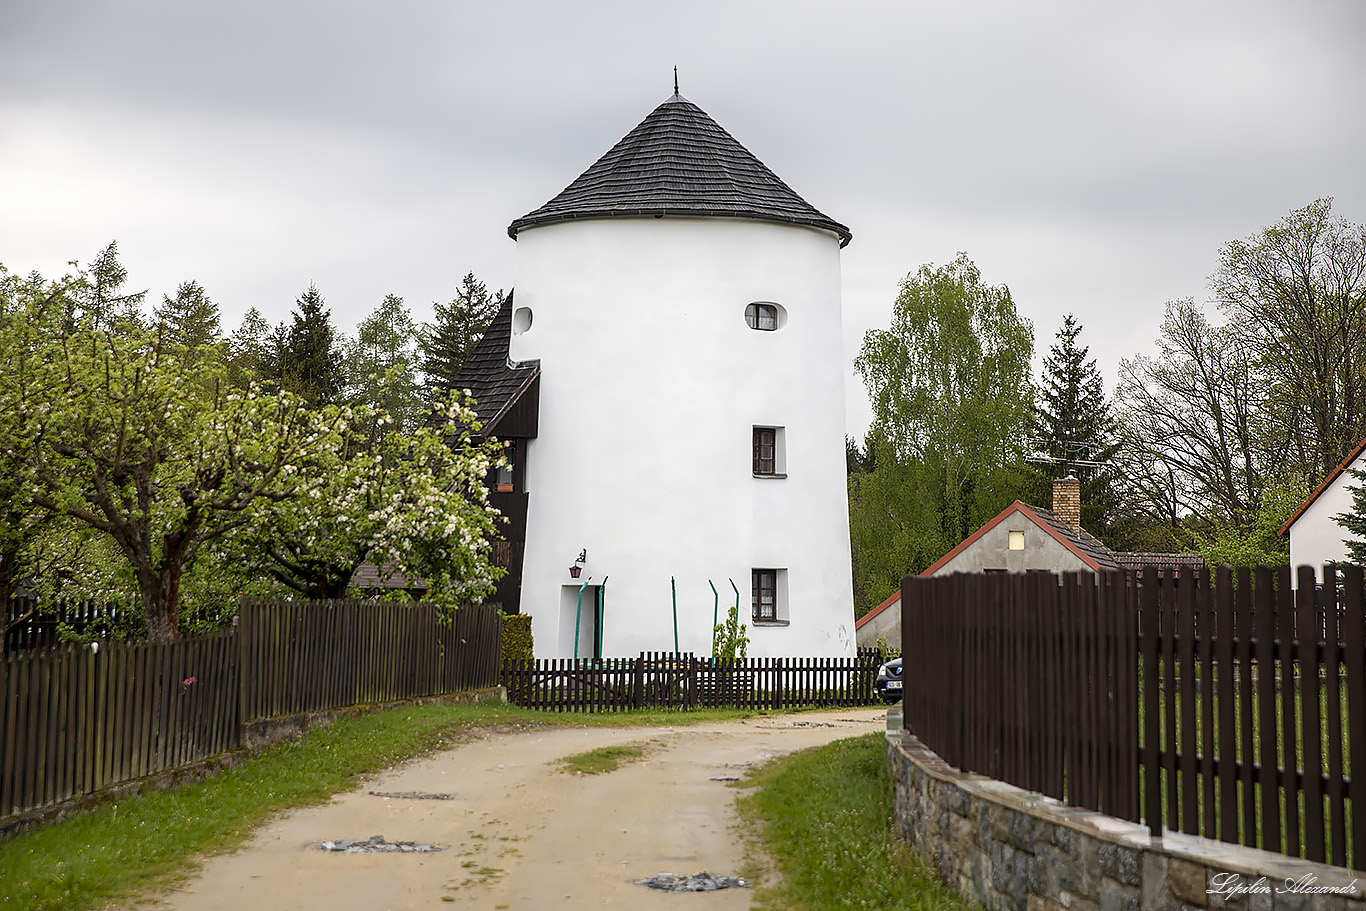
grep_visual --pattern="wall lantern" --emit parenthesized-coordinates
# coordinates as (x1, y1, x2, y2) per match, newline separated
(569, 565, 583, 579)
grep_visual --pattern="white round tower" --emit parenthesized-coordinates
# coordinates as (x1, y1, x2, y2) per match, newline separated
(505, 91, 854, 659)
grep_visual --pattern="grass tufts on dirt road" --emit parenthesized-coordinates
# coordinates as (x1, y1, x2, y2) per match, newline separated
(554, 743, 650, 775)
(0, 702, 767, 911)
(738, 732, 980, 911)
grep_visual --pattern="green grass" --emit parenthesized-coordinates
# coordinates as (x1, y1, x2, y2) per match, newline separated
(1139, 659, 1354, 861)
(738, 733, 980, 911)
(553, 742, 652, 775)
(0, 701, 774, 911)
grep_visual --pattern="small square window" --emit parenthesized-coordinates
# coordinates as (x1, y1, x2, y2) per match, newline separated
(1009, 530, 1025, 551)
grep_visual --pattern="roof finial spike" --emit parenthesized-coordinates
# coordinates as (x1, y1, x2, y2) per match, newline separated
(673, 66, 679, 97)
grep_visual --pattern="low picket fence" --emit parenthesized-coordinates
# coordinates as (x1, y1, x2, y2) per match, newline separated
(501, 650, 883, 713)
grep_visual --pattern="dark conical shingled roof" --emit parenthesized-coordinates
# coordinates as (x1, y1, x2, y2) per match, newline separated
(508, 94, 851, 247)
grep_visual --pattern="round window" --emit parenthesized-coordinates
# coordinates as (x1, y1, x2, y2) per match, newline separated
(512, 307, 533, 335)
(744, 302, 786, 331)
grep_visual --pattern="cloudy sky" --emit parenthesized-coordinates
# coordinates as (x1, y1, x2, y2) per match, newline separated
(3, 1, 1363, 433)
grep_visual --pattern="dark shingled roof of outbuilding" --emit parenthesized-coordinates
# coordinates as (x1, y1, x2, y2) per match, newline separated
(508, 93, 851, 247)
(449, 295, 539, 435)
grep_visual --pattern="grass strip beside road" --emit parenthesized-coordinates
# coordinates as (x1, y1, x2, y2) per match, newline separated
(739, 732, 981, 911)
(0, 702, 766, 911)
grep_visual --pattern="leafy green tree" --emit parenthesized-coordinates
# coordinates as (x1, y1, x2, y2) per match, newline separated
(0, 265, 74, 611)
(280, 283, 344, 406)
(1194, 475, 1303, 567)
(345, 293, 422, 431)
(852, 253, 1034, 601)
(10, 305, 332, 641)
(218, 390, 506, 604)
(1032, 314, 1121, 535)
(1214, 199, 1366, 481)
(848, 445, 953, 615)
(420, 272, 504, 401)
(153, 280, 221, 351)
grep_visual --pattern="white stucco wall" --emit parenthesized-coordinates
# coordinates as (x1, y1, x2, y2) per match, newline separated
(509, 215, 855, 658)
(855, 596, 900, 652)
(1289, 456, 1363, 579)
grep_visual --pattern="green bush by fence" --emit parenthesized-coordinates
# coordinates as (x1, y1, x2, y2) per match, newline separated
(501, 613, 533, 662)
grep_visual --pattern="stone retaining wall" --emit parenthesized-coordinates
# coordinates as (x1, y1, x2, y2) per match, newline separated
(888, 730, 1364, 911)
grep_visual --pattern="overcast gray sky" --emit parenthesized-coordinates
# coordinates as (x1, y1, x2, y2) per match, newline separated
(3, 0, 1363, 433)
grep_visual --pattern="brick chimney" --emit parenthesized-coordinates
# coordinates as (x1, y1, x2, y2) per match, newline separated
(1052, 476, 1082, 532)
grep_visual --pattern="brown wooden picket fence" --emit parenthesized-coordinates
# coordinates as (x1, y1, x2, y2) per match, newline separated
(501, 650, 882, 712)
(237, 599, 502, 722)
(901, 564, 1366, 869)
(4, 598, 141, 653)
(0, 633, 239, 822)
(0, 600, 501, 827)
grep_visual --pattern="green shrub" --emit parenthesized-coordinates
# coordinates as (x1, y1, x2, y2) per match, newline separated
(502, 611, 533, 661)
(712, 603, 749, 661)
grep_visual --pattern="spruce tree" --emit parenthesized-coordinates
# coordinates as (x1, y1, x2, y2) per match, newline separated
(81, 241, 147, 330)
(1034, 314, 1121, 535)
(281, 284, 344, 406)
(153, 280, 221, 350)
(419, 272, 504, 402)
(226, 307, 275, 389)
(1335, 469, 1366, 565)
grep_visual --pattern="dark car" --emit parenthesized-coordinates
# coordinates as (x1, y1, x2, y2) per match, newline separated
(875, 656, 903, 703)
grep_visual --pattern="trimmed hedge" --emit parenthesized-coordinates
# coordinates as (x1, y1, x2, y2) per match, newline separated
(501, 612, 533, 662)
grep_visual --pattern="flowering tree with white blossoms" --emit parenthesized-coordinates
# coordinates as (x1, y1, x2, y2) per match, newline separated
(367, 392, 506, 606)
(221, 386, 506, 607)
(0, 266, 77, 631)
(11, 306, 333, 641)
(3, 254, 509, 642)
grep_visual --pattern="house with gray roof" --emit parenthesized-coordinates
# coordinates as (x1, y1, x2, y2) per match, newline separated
(854, 477, 1205, 650)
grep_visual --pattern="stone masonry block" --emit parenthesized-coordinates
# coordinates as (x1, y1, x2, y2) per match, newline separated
(1029, 843, 1065, 900)
(1141, 854, 1170, 911)
(1169, 859, 1209, 907)
(988, 804, 1013, 843)
(1059, 833, 1100, 898)
(992, 842, 1030, 911)
(944, 785, 970, 817)
(1099, 844, 1143, 887)
(1100, 880, 1141, 911)
(1061, 891, 1101, 911)
(1009, 809, 1044, 853)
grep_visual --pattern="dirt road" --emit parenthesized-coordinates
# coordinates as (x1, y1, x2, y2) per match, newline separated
(140, 706, 889, 911)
